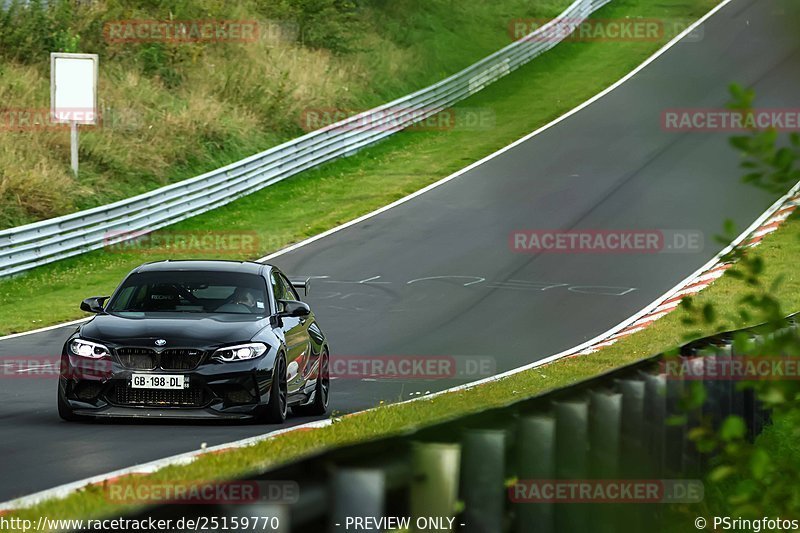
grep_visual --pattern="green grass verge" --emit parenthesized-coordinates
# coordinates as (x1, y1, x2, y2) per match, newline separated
(7, 192, 800, 525)
(0, 0, 720, 335)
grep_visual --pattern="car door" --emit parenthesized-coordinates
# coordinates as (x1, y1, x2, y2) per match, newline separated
(272, 271, 311, 396)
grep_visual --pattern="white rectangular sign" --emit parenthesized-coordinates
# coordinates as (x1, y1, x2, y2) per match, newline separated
(51, 53, 98, 125)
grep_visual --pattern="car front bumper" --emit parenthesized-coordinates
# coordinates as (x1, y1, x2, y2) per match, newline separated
(59, 353, 276, 420)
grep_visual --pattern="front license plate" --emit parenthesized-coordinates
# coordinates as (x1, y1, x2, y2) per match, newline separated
(131, 374, 187, 390)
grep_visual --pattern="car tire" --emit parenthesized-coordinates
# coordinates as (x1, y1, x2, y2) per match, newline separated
(294, 348, 330, 417)
(262, 354, 288, 424)
(57, 387, 84, 422)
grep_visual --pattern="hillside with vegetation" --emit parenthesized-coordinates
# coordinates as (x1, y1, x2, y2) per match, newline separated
(0, 0, 567, 229)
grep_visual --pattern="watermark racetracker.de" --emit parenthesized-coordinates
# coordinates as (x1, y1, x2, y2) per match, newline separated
(0, 108, 97, 131)
(330, 355, 496, 380)
(103, 230, 262, 256)
(662, 109, 800, 132)
(1, 355, 109, 380)
(509, 479, 704, 504)
(508, 17, 704, 43)
(2, 353, 497, 381)
(105, 480, 299, 505)
(663, 356, 800, 381)
(102, 20, 260, 44)
(509, 229, 704, 254)
(298, 107, 496, 133)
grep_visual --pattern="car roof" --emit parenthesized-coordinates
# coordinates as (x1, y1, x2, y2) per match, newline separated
(133, 260, 270, 275)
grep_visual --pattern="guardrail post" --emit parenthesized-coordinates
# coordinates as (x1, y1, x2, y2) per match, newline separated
(589, 391, 622, 533)
(731, 337, 763, 440)
(554, 400, 589, 532)
(589, 391, 622, 477)
(615, 379, 646, 477)
(330, 468, 385, 533)
(700, 347, 728, 431)
(679, 356, 706, 473)
(730, 356, 746, 432)
(460, 429, 506, 533)
(641, 373, 666, 476)
(716, 343, 733, 422)
(616, 378, 648, 532)
(410, 442, 461, 532)
(749, 334, 772, 437)
(513, 415, 555, 533)
(664, 364, 685, 475)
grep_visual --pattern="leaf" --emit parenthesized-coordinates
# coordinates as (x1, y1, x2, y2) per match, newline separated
(686, 381, 707, 409)
(764, 129, 778, 146)
(720, 415, 747, 441)
(768, 274, 786, 293)
(750, 256, 764, 275)
(773, 148, 795, 170)
(727, 269, 745, 279)
(737, 309, 752, 323)
(729, 83, 744, 100)
(759, 387, 786, 405)
(723, 218, 737, 237)
(742, 171, 763, 184)
(696, 439, 717, 454)
(750, 448, 771, 480)
(702, 303, 716, 324)
(666, 414, 688, 426)
(730, 136, 751, 152)
(688, 427, 708, 441)
(732, 504, 761, 519)
(709, 465, 736, 482)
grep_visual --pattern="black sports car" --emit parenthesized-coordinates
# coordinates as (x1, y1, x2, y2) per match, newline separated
(57, 260, 330, 423)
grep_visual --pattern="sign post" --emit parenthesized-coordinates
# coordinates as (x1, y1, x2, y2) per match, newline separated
(70, 122, 79, 175)
(50, 52, 98, 176)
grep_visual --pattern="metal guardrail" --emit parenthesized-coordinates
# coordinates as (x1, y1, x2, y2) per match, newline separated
(98, 317, 797, 533)
(0, 0, 613, 278)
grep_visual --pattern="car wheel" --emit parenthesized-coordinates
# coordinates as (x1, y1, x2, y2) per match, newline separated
(57, 386, 84, 422)
(294, 348, 330, 416)
(262, 354, 288, 424)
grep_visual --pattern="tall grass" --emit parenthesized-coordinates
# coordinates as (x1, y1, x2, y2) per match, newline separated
(0, 0, 569, 229)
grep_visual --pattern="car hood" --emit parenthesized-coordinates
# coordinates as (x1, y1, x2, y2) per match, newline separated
(79, 312, 269, 348)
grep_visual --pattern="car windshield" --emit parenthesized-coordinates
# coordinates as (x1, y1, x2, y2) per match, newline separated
(106, 270, 269, 315)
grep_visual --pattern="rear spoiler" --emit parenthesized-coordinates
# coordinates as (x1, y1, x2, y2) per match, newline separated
(290, 277, 311, 297)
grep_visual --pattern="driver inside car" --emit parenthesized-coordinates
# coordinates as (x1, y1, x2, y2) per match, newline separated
(216, 287, 259, 313)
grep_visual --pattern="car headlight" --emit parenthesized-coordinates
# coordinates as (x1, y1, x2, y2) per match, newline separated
(212, 343, 268, 362)
(69, 338, 110, 359)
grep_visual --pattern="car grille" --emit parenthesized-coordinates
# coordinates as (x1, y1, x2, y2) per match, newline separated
(116, 347, 205, 370)
(117, 348, 157, 370)
(160, 349, 205, 370)
(113, 385, 205, 407)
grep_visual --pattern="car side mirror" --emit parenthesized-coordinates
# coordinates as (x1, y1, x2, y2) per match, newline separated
(80, 296, 109, 314)
(278, 300, 310, 318)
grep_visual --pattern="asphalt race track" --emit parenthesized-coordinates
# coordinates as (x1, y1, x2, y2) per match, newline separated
(1, 0, 799, 503)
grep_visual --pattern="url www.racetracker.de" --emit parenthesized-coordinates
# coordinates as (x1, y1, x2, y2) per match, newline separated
(1, 516, 281, 532)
